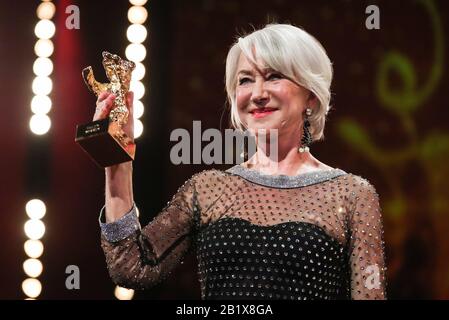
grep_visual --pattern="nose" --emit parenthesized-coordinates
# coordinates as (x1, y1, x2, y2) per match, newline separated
(251, 79, 269, 106)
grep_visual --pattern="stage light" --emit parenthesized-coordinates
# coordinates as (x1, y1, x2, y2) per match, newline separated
(125, 43, 146, 62)
(33, 58, 53, 77)
(34, 19, 55, 39)
(133, 100, 144, 119)
(26, 199, 46, 220)
(29, 114, 51, 135)
(24, 240, 44, 259)
(114, 286, 135, 300)
(130, 81, 145, 100)
(31, 95, 52, 115)
(34, 39, 54, 58)
(24, 219, 46, 240)
(32, 76, 52, 96)
(23, 259, 43, 278)
(25, 0, 54, 298)
(132, 62, 145, 81)
(36, 2, 56, 20)
(130, 0, 147, 5)
(128, 6, 148, 24)
(126, 0, 147, 144)
(134, 119, 143, 138)
(127, 24, 147, 43)
(22, 278, 42, 299)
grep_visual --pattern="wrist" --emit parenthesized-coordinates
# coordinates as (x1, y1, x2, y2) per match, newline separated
(105, 161, 133, 174)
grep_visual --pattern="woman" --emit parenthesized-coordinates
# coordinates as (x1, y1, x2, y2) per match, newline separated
(96, 24, 387, 300)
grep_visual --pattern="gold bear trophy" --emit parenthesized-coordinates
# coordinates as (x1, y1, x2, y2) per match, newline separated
(75, 51, 136, 168)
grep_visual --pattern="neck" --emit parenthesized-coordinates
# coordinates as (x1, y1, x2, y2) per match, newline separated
(245, 131, 325, 176)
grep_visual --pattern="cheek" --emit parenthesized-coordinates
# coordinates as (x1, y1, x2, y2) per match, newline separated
(235, 89, 251, 110)
(235, 90, 249, 125)
(274, 86, 306, 112)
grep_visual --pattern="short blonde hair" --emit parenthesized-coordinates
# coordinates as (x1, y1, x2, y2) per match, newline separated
(225, 23, 333, 141)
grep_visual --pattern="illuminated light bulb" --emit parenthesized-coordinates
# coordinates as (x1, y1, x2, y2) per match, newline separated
(128, 6, 148, 24)
(24, 219, 46, 240)
(132, 62, 145, 81)
(125, 43, 146, 62)
(127, 24, 147, 43)
(31, 95, 52, 115)
(33, 58, 53, 77)
(24, 240, 44, 259)
(22, 278, 42, 298)
(34, 19, 55, 39)
(29, 115, 51, 135)
(26, 199, 46, 220)
(130, 81, 145, 100)
(34, 39, 54, 58)
(23, 259, 43, 278)
(130, 0, 147, 5)
(32, 76, 52, 96)
(36, 2, 56, 20)
(114, 286, 135, 300)
(133, 100, 144, 119)
(134, 119, 143, 138)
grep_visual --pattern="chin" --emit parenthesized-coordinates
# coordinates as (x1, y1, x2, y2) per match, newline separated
(246, 122, 281, 135)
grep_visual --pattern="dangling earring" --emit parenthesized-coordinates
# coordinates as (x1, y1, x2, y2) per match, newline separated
(299, 108, 313, 153)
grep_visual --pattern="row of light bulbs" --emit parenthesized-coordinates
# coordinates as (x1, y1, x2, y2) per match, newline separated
(113, 0, 149, 300)
(23, 0, 55, 299)
(125, 0, 148, 140)
(23, 199, 47, 299)
(30, 1, 56, 135)
(25, 0, 148, 299)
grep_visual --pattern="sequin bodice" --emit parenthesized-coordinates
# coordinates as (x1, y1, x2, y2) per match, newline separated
(196, 217, 348, 300)
(100, 166, 387, 300)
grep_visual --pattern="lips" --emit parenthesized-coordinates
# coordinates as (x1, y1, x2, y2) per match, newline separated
(249, 107, 278, 119)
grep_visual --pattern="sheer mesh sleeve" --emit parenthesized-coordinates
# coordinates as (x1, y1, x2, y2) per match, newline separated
(99, 176, 198, 290)
(347, 175, 387, 300)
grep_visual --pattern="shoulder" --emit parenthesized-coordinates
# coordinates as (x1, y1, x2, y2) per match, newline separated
(171, 169, 230, 203)
(344, 173, 376, 188)
(342, 172, 380, 202)
(190, 168, 228, 181)
(187, 168, 233, 188)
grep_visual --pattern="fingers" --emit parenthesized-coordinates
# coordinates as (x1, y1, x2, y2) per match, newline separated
(93, 93, 115, 121)
(97, 91, 110, 103)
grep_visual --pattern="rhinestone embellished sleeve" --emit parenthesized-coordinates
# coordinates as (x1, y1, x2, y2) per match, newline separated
(99, 166, 387, 299)
(346, 176, 387, 299)
(100, 177, 198, 290)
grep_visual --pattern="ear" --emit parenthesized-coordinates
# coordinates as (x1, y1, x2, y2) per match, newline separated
(307, 92, 318, 108)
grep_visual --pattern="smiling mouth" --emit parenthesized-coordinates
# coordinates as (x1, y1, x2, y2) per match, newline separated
(249, 108, 278, 118)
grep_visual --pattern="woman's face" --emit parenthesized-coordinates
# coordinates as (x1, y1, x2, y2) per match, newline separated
(235, 53, 314, 138)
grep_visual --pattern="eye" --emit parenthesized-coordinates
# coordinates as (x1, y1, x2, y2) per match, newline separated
(267, 73, 283, 81)
(238, 77, 252, 85)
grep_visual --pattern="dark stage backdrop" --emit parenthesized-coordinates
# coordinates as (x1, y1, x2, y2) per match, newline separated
(0, 0, 448, 299)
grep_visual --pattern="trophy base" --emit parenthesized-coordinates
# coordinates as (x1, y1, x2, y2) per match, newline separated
(75, 118, 136, 168)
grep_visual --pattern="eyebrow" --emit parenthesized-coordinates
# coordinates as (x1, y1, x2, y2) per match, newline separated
(237, 67, 276, 76)
(237, 69, 253, 75)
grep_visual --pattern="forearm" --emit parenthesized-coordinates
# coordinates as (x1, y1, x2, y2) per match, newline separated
(105, 161, 134, 222)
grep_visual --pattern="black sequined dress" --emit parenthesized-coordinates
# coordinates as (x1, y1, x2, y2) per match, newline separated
(100, 165, 387, 300)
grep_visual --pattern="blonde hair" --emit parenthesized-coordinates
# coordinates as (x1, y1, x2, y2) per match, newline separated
(225, 23, 333, 141)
